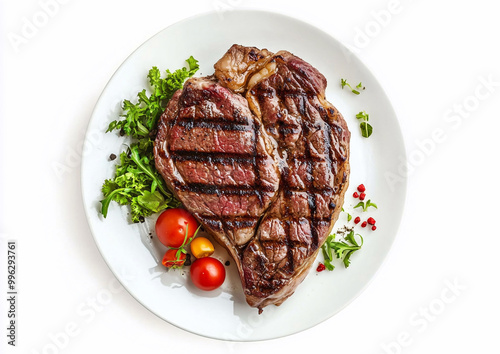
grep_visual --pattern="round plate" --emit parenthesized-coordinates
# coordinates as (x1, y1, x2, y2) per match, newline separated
(81, 9, 407, 341)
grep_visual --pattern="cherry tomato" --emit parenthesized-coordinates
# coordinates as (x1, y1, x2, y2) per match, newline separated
(155, 208, 199, 248)
(161, 248, 186, 268)
(190, 257, 226, 291)
(190, 237, 215, 259)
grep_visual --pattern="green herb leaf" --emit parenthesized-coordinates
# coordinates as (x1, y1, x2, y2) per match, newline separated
(129, 145, 168, 196)
(136, 190, 170, 213)
(100, 187, 133, 218)
(354, 201, 365, 210)
(324, 258, 335, 271)
(321, 234, 336, 271)
(345, 231, 363, 247)
(343, 250, 355, 268)
(366, 199, 378, 210)
(360, 122, 373, 138)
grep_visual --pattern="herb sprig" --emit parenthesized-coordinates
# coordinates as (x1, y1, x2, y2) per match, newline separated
(321, 230, 364, 270)
(356, 111, 373, 138)
(341, 78, 365, 95)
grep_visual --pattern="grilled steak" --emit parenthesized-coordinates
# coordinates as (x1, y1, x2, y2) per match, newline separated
(154, 77, 280, 256)
(154, 45, 350, 312)
(217, 45, 350, 310)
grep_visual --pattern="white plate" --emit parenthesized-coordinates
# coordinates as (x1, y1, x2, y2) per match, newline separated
(81, 9, 407, 341)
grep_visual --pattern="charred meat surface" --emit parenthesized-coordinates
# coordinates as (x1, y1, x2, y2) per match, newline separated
(155, 45, 350, 312)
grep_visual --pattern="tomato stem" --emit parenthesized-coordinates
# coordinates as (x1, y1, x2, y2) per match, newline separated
(172, 224, 203, 264)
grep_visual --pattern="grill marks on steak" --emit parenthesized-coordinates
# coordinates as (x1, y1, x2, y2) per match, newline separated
(154, 77, 280, 247)
(215, 46, 350, 309)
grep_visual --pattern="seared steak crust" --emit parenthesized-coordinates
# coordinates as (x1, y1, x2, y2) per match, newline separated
(154, 46, 350, 312)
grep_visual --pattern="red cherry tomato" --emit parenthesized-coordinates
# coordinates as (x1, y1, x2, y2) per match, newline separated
(155, 208, 199, 248)
(190, 257, 226, 291)
(161, 249, 186, 268)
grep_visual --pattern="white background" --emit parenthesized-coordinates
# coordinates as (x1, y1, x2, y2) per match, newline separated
(1, 0, 499, 353)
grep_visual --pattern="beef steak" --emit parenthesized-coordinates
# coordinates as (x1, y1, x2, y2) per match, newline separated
(154, 77, 280, 256)
(154, 45, 350, 312)
(218, 46, 350, 309)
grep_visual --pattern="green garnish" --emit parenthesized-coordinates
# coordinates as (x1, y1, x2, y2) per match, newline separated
(322, 237, 335, 271)
(321, 231, 364, 269)
(360, 122, 373, 138)
(101, 57, 199, 222)
(353, 199, 378, 212)
(341, 78, 364, 95)
(100, 144, 181, 222)
(355, 111, 373, 138)
(355, 111, 369, 121)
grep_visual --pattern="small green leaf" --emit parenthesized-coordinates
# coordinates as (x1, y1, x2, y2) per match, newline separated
(354, 200, 377, 212)
(321, 234, 336, 271)
(343, 250, 354, 268)
(354, 201, 365, 210)
(366, 199, 378, 210)
(360, 122, 373, 138)
(345, 231, 363, 247)
(100, 187, 132, 218)
(137, 190, 170, 213)
(324, 259, 335, 271)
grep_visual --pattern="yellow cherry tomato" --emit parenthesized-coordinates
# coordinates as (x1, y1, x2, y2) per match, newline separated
(190, 237, 215, 258)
